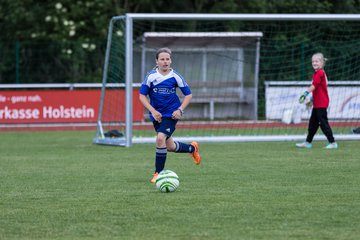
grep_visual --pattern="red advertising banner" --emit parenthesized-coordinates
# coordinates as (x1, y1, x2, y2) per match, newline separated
(0, 89, 143, 123)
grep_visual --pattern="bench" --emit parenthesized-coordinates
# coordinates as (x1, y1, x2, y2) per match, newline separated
(182, 81, 248, 120)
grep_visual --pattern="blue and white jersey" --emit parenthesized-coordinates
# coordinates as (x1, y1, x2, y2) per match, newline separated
(140, 68, 191, 121)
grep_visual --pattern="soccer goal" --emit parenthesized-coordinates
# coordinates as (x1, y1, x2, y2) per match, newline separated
(93, 14, 360, 147)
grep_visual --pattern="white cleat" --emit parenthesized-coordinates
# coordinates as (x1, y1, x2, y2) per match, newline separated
(296, 142, 312, 149)
(324, 142, 338, 149)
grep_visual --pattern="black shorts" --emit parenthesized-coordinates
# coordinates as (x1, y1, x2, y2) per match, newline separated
(153, 117, 178, 137)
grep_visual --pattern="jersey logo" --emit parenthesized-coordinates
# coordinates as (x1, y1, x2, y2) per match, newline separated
(166, 128, 171, 132)
(152, 87, 175, 94)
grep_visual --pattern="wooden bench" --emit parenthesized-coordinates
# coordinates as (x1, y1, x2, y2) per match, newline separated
(181, 81, 248, 120)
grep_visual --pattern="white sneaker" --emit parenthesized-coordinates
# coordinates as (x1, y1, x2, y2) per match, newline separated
(325, 142, 338, 149)
(296, 142, 312, 149)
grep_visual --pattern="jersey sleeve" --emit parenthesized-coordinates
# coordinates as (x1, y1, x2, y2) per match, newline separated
(179, 86, 192, 96)
(312, 69, 324, 87)
(139, 83, 150, 95)
(139, 72, 152, 95)
(173, 71, 192, 96)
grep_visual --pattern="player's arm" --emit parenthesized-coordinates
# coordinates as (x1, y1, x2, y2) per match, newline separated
(179, 94, 192, 112)
(300, 71, 322, 103)
(172, 94, 192, 120)
(139, 94, 162, 122)
(299, 85, 315, 103)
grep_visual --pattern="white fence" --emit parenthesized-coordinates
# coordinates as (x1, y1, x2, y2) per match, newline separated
(265, 81, 360, 120)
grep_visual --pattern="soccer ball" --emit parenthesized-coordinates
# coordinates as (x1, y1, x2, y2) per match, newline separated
(155, 169, 180, 193)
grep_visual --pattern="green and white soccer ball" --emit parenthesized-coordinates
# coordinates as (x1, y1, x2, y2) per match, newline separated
(155, 169, 180, 193)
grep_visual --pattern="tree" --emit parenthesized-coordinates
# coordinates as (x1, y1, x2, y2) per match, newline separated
(0, 0, 359, 83)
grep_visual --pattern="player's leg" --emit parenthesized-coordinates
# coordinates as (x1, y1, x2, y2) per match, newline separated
(165, 136, 176, 152)
(150, 120, 168, 183)
(317, 108, 337, 149)
(166, 138, 201, 165)
(168, 138, 193, 153)
(307, 109, 321, 142)
(155, 132, 168, 171)
(163, 119, 201, 165)
(150, 132, 168, 183)
(296, 109, 318, 148)
(151, 117, 179, 183)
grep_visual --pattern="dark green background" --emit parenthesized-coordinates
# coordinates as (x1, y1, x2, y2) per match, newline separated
(0, 0, 359, 84)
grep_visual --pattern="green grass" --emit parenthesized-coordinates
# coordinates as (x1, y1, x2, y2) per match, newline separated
(1, 131, 359, 240)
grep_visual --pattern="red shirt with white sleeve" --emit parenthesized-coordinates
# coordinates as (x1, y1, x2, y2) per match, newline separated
(312, 69, 329, 108)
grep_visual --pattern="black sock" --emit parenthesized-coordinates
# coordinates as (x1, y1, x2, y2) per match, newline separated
(155, 147, 167, 173)
(174, 141, 194, 153)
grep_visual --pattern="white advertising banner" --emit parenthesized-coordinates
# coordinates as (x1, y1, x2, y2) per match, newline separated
(266, 85, 360, 120)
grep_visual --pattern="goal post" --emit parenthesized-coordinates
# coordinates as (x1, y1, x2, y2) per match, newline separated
(93, 16, 127, 146)
(93, 14, 360, 147)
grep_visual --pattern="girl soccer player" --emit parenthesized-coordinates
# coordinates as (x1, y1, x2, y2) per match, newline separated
(296, 52, 338, 149)
(139, 47, 201, 183)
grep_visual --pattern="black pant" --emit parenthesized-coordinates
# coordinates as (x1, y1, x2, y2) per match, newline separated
(306, 108, 335, 143)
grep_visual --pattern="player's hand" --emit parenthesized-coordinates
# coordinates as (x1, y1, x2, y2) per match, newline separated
(305, 97, 313, 109)
(172, 109, 182, 120)
(152, 111, 162, 122)
(299, 91, 309, 104)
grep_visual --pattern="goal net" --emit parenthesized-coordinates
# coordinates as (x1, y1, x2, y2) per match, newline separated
(93, 14, 360, 147)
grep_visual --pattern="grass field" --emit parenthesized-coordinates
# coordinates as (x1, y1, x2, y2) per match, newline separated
(1, 131, 360, 240)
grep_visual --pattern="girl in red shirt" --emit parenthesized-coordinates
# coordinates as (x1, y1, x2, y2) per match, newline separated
(296, 53, 338, 149)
